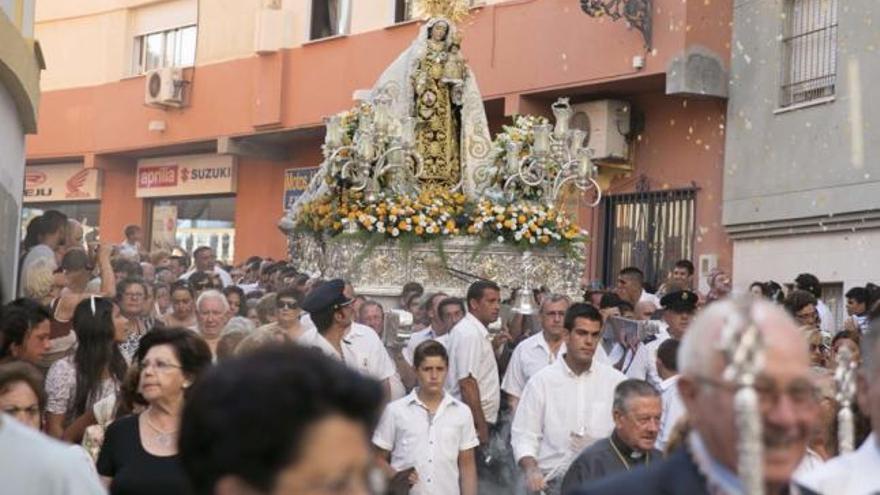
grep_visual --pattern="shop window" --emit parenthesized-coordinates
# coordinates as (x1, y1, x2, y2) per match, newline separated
(780, 0, 838, 108)
(150, 196, 236, 264)
(22, 202, 102, 244)
(132, 25, 197, 74)
(602, 189, 696, 291)
(309, 0, 351, 40)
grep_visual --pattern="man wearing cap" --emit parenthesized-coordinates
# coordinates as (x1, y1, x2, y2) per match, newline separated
(623, 290, 697, 388)
(300, 279, 395, 399)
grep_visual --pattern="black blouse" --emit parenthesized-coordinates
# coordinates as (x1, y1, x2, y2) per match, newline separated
(96, 414, 191, 495)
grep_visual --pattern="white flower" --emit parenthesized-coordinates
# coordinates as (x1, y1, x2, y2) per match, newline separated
(497, 236, 504, 243)
(391, 228, 400, 237)
(496, 223, 503, 229)
(529, 237, 536, 244)
(376, 221, 385, 231)
(514, 232, 522, 241)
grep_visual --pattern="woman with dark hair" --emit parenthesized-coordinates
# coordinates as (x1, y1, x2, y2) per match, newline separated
(162, 282, 198, 331)
(97, 327, 212, 494)
(45, 297, 128, 439)
(0, 361, 46, 431)
(222, 285, 247, 318)
(749, 281, 765, 297)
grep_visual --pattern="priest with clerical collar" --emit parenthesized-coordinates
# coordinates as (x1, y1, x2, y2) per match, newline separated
(561, 379, 663, 494)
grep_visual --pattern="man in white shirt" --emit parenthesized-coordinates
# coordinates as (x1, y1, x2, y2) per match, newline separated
(512, 303, 626, 493)
(445, 280, 501, 446)
(502, 294, 570, 411)
(654, 338, 684, 452)
(624, 290, 696, 388)
(300, 279, 395, 399)
(799, 322, 880, 495)
(374, 340, 478, 495)
(615, 266, 660, 308)
(403, 292, 450, 365)
(116, 224, 143, 260)
(179, 246, 233, 287)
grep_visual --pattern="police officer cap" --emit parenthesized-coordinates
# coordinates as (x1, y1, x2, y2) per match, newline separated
(300, 279, 352, 314)
(661, 290, 698, 313)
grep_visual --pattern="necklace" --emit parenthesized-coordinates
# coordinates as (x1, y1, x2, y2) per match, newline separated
(609, 436, 650, 471)
(144, 410, 178, 449)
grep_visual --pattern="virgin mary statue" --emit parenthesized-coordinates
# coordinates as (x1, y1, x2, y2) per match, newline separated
(370, 17, 492, 196)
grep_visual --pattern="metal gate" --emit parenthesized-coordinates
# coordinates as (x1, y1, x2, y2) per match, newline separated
(602, 188, 696, 291)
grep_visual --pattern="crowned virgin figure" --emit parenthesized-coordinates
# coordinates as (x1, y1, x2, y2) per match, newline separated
(370, 17, 492, 195)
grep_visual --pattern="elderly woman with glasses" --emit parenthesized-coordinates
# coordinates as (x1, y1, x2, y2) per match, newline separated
(116, 277, 158, 362)
(97, 326, 211, 494)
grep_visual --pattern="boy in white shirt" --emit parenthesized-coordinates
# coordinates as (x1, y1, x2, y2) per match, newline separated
(373, 340, 478, 495)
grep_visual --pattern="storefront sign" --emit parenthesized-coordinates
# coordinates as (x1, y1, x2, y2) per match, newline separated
(283, 168, 318, 211)
(151, 205, 179, 251)
(136, 154, 237, 198)
(23, 163, 101, 203)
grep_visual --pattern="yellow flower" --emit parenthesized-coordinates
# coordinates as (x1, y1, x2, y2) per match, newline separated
(415, 226, 424, 235)
(445, 219, 456, 231)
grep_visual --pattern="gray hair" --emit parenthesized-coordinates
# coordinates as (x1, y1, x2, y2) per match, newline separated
(358, 300, 384, 320)
(196, 289, 229, 313)
(540, 293, 571, 313)
(862, 322, 880, 376)
(222, 316, 256, 336)
(612, 379, 660, 413)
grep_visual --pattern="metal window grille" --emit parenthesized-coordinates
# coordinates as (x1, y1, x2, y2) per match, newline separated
(780, 0, 838, 107)
(602, 189, 696, 291)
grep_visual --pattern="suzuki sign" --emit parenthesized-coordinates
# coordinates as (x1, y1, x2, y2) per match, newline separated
(23, 163, 101, 203)
(136, 154, 237, 198)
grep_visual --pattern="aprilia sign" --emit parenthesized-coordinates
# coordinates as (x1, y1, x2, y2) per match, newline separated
(136, 154, 237, 198)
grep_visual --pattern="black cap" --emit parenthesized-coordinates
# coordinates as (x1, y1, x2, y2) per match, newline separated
(660, 290, 698, 313)
(301, 279, 352, 314)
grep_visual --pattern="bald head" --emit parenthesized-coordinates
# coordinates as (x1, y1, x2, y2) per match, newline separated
(677, 298, 815, 487)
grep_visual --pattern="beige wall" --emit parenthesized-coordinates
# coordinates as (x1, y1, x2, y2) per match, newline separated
(34, 0, 507, 91)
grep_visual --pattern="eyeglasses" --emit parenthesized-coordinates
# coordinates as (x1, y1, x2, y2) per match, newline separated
(140, 359, 183, 373)
(277, 300, 299, 310)
(694, 375, 816, 411)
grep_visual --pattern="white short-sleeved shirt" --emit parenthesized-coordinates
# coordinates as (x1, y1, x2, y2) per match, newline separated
(403, 326, 449, 366)
(501, 331, 566, 399)
(798, 434, 880, 495)
(656, 375, 685, 451)
(303, 323, 396, 382)
(373, 391, 479, 495)
(45, 355, 118, 425)
(0, 415, 105, 494)
(444, 313, 500, 424)
(18, 244, 57, 298)
(511, 356, 626, 475)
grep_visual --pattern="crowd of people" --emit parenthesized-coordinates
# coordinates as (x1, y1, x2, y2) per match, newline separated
(1, 209, 880, 495)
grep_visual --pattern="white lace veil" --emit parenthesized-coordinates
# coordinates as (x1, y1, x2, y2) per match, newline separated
(371, 17, 492, 197)
(286, 17, 493, 223)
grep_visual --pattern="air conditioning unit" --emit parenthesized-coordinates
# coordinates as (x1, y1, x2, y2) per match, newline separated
(144, 67, 185, 107)
(570, 99, 631, 163)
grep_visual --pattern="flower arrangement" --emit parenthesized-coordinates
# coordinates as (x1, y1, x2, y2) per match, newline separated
(489, 115, 554, 201)
(295, 187, 587, 251)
